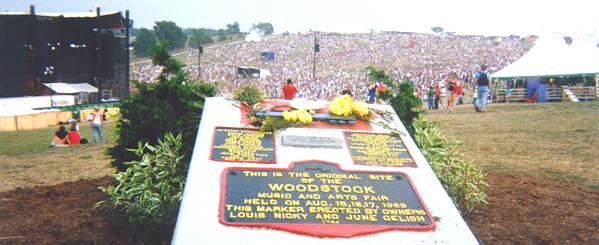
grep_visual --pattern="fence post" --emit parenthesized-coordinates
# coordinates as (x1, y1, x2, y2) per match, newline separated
(595, 75, 598, 98)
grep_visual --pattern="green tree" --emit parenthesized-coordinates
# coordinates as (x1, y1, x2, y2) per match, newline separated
(217, 29, 228, 42)
(367, 66, 393, 101)
(225, 22, 240, 35)
(367, 66, 387, 82)
(367, 66, 423, 136)
(133, 28, 157, 58)
(187, 28, 213, 47)
(251, 22, 274, 35)
(199, 28, 218, 36)
(153, 21, 187, 50)
(108, 41, 217, 171)
(389, 82, 423, 136)
(130, 27, 140, 36)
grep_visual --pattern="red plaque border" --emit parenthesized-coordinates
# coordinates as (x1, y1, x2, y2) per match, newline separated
(219, 160, 436, 238)
(210, 126, 277, 164)
(343, 131, 418, 168)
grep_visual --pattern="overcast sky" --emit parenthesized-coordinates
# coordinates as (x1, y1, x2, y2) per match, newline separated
(3, 0, 598, 36)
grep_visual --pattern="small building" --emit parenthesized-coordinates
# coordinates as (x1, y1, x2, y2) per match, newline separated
(42, 82, 98, 104)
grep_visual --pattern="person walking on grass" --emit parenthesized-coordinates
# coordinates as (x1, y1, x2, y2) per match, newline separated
(447, 73, 458, 111)
(427, 83, 435, 110)
(455, 80, 464, 105)
(91, 108, 104, 143)
(474, 64, 491, 112)
(434, 81, 441, 109)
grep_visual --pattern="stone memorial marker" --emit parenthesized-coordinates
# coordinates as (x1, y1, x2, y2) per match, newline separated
(173, 97, 478, 244)
(344, 131, 416, 167)
(220, 161, 434, 237)
(281, 135, 343, 148)
(211, 127, 275, 163)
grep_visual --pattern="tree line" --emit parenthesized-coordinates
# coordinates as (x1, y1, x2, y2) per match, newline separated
(133, 21, 274, 58)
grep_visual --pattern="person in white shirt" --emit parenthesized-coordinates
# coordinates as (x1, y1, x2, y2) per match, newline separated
(90, 108, 104, 143)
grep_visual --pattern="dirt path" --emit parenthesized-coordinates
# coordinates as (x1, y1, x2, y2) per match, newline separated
(0, 177, 126, 244)
(464, 172, 599, 243)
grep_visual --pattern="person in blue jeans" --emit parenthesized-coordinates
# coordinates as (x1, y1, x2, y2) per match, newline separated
(474, 65, 491, 112)
(427, 84, 435, 110)
(90, 108, 104, 143)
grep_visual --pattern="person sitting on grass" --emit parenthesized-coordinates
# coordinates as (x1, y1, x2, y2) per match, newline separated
(67, 122, 81, 145)
(50, 126, 69, 147)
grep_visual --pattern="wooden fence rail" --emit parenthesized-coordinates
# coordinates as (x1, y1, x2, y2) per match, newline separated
(492, 86, 596, 103)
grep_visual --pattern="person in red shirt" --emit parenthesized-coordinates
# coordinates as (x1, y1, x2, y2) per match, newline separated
(282, 79, 298, 100)
(377, 82, 387, 94)
(67, 122, 81, 145)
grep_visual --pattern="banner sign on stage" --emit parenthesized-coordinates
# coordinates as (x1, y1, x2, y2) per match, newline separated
(344, 132, 416, 167)
(211, 127, 276, 163)
(220, 161, 435, 237)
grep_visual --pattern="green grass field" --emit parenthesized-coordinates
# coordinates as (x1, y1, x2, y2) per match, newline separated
(1, 101, 598, 192)
(0, 122, 117, 155)
(426, 101, 599, 188)
(0, 122, 118, 191)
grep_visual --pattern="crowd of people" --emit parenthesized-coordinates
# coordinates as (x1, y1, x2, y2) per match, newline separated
(131, 32, 535, 103)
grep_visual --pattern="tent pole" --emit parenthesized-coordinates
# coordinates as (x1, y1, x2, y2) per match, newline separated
(594, 74, 597, 96)
(503, 80, 507, 103)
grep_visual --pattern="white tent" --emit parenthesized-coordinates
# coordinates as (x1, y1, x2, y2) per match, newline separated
(259, 68, 271, 78)
(43, 83, 98, 94)
(564, 37, 599, 75)
(491, 35, 599, 79)
(245, 32, 262, 42)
